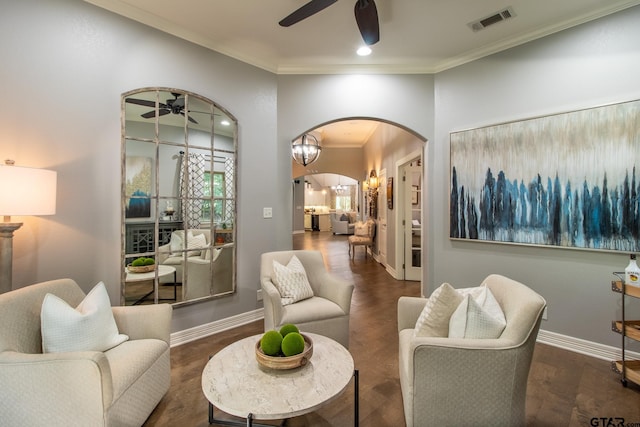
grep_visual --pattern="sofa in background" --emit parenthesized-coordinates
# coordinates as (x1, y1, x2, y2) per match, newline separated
(397, 274, 546, 427)
(0, 278, 172, 426)
(330, 212, 356, 235)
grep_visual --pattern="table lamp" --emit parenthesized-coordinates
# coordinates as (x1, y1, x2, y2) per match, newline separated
(0, 160, 57, 293)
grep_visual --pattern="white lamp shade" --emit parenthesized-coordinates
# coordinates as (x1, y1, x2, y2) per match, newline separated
(0, 165, 57, 216)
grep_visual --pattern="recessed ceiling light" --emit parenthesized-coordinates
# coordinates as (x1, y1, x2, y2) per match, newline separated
(357, 46, 371, 56)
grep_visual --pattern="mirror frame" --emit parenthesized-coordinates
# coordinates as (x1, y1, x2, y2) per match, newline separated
(120, 87, 238, 307)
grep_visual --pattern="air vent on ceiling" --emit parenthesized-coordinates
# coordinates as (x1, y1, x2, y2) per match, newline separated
(468, 7, 516, 32)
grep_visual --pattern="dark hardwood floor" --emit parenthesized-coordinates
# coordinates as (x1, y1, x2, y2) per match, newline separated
(144, 231, 640, 427)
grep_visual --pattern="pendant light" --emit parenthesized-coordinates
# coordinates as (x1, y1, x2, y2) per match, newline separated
(292, 133, 322, 166)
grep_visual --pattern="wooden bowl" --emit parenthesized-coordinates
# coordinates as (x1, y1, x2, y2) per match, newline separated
(127, 264, 156, 273)
(255, 334, 313, 370)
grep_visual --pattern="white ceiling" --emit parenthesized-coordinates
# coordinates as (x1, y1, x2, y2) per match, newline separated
(86, 0, 639, 147)
(85, 0, 639, 74)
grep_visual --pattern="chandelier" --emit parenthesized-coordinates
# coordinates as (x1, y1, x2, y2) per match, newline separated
(292, 133, 322, 166)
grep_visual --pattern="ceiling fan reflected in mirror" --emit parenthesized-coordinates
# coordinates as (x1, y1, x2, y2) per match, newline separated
(279, 0, 380, 46)
(125, 92, 199, 124)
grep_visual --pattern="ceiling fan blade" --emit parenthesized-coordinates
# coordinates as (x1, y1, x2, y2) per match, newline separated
(140, 109, 170, 119)
(127, 98, 171, 111)
(180, 111, 199, 124)
(279, 0, 338, 27)
(125, 98, 156, 108)
(354, 0, 380, 45)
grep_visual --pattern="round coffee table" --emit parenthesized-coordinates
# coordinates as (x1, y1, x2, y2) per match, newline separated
(125, 265, 176, 304)
(202, 332, 358, 426)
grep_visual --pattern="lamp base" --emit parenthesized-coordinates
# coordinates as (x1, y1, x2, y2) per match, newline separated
(0, 222, 23, 294)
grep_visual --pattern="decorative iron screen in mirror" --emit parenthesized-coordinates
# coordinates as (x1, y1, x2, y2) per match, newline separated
(121, 88, 237, 306)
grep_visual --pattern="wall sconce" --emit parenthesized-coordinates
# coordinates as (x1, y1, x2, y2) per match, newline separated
(368, 169, 378, 189)
(0, 160, 57, 294)
(292, 133, 322, 166)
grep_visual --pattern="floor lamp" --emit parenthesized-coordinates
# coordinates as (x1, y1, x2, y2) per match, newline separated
(0, 160, 57, 294)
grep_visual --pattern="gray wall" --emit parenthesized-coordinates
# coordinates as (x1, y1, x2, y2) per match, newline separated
(3, 0, 640, 348)
(433, 6, 640, 346)
(2, 0, 278, 332)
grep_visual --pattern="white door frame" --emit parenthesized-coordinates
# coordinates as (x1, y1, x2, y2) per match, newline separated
(376, 168, 387, 266)
(394, 150, 423, 281)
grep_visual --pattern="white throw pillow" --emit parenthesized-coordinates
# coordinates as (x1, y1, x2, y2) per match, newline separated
(448, 286, 506, 339)
(169, 230, 185, 255)
(186, 231, 207, 256)
(354, 222, 369, 236)
(41, 282, 129, 353)
(170, 230, 207, 256)
(271, 255, 315, 306)
(414, 282, 464, 337)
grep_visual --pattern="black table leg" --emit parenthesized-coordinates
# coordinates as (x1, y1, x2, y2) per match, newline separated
(354, 369, 359, 427)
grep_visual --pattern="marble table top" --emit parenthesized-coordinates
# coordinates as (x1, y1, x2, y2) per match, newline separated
(125, 264, 175, 282)
(201, 332, 354, 420)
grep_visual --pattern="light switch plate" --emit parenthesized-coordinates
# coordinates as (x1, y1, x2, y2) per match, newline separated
(263, 207, 273, 218)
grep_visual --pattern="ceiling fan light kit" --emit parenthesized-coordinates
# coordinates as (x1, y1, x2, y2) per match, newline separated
(280, 0, 380, 46)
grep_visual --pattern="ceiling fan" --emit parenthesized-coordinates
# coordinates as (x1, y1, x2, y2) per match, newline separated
(125, 92, 198, 124)
(279, 0, 380, 46)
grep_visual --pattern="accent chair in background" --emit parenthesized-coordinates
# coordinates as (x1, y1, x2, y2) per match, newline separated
(260, 250, 354, 348)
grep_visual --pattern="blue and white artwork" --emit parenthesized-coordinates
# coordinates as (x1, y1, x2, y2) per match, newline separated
(125, 156, 152, 219)
(450, 99, 640, 252)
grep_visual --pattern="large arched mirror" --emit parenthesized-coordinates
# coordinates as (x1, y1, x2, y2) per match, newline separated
(121, 88, 237, 306)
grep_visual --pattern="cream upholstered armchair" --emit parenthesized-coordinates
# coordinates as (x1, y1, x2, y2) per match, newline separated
(0, 278, 172, 427)
(183, 245, 233, 300)
(260, 250, 354, 348)
(397, 274, 546, 427)
(157, 228, 211, 284)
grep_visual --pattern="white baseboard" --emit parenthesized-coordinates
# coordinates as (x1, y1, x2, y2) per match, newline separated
(537, 328, 640, 361)
(170, 308, 264, 347)
(170, 310, 640, 364)
(292, 229, 305, 235)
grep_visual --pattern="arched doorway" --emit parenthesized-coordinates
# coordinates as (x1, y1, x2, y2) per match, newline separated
(290, 117, 427, 282)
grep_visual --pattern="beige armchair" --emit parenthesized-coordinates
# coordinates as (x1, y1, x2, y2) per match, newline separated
(157, 229, 211, 284)
(397, 274, 546, 427)
(183, 245, 233, 300)
(260, 250, 354, 348)
(0, 278, 172, 427)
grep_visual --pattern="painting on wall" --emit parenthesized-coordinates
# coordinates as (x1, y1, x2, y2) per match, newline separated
(125, 156, 152, 219)
(450, 99, 640, 252)
(387, 177, 394, 210)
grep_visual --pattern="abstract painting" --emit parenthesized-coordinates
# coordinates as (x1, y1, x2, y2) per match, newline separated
(450, 99, 640, 252)
(125, 156, 152, 218)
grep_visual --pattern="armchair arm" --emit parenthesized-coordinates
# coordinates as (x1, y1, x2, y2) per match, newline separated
(0, 350, 113, 424)
(406, 338, 528, 426)
(315, 272, 354, 314)
(112, 304, 172, 344)
(183, 258, 212, 300)
(157, 242, 171, 264)
(397, 296, 427, 331)
(261, 279, 284, 330)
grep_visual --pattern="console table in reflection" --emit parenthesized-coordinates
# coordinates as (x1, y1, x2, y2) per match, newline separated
(125, 221, 183, 255)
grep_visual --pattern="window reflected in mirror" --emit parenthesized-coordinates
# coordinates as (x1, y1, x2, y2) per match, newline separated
(121, 88, 237, 307)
